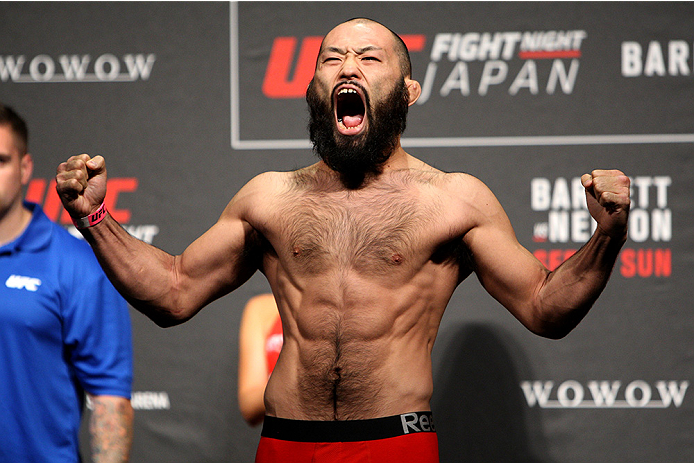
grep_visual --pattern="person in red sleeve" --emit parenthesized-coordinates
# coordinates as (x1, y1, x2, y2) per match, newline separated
(238, 293, 283, 427)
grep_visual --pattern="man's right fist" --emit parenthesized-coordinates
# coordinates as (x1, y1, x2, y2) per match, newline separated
(56, 154, 108, 219)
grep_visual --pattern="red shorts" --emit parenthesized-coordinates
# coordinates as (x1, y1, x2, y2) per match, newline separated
(255, 412, 439, 463)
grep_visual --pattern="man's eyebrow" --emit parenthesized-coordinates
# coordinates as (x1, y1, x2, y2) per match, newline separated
(356, 46, 383, 54)
(321, 45, 384, 55)
(323, 46, 346, 55)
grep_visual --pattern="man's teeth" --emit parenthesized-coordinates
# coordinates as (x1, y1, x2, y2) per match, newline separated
(336, 88, 361, 129)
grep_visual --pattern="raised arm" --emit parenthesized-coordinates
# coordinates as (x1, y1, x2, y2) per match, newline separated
(56, 154, 263, 326)
(462, 170, 630, 339)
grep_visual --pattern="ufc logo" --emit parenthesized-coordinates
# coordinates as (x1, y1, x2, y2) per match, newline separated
(6, 275, 42, 292)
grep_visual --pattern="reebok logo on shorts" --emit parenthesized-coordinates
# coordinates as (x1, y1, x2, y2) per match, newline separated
(400, 412, 436, 434)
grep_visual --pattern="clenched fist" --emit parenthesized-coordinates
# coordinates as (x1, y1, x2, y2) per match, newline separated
(581, 169, 630, 240)
(56, 154, 108, 220)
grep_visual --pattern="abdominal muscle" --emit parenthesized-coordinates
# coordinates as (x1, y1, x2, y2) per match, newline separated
(262, 264, 455, 421)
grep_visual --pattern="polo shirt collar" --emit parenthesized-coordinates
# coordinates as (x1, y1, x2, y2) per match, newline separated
(0, 202, 53, 255)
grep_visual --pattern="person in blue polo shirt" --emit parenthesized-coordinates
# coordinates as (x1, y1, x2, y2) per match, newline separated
(0, 103, 134, 462)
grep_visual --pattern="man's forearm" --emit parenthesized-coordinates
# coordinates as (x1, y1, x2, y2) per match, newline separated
(535, 228, 626, 338)
(80, 214, 186, 326)
(89, 395, 134, 463)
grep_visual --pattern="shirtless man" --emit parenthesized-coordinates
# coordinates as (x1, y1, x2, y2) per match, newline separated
(57, 18, 630, 463)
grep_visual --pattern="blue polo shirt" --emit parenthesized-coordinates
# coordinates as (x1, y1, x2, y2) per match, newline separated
(0, 203, 133, 462)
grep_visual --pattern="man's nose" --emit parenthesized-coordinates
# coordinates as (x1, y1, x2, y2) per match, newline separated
(339, 55, 361, 80)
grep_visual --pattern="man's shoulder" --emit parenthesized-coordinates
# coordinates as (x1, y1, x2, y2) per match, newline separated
(49, 221, 93, 251)
(38, 219, 104, 265)
(243, 168, 306, 192)
(224, 168, 311, 219)
(417, 170, 502, 220)
(28, 220, 109, 289)
(411, 169, 489, 194)
(29, 206, 92, 254)
(245, 164, 339, 195)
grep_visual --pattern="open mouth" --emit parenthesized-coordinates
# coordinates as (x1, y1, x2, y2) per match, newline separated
(334, 86, 366, 135)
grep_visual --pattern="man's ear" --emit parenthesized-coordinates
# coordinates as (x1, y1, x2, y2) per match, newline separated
(20, 153, 33, 186)
(405, 78, 422, 106)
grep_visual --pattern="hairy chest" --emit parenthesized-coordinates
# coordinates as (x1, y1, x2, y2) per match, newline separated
(270, 189, 441, 275)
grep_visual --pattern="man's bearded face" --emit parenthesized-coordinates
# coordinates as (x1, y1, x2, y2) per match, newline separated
(306, 76, 410, 180)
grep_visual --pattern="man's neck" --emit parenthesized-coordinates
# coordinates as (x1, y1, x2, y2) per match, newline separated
(0, 200, 32, 247)
(316, 143, 418, 188)
(376, 145, 414, 172)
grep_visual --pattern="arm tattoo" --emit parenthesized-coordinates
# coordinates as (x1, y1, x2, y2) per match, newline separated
(89, 395, 134, 463)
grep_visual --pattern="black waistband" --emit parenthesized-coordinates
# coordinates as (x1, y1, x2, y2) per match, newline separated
(261, 411, 435, 442)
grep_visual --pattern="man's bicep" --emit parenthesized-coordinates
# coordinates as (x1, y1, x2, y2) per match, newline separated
(464, 195, 548, 322)
(174, 174, 277, 316)
(176, 211, 262, 310)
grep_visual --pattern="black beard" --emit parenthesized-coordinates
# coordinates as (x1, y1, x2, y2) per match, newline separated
(306, 78, 410, 188)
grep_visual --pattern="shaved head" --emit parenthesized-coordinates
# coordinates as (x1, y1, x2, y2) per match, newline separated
(320, 18, 413, 78)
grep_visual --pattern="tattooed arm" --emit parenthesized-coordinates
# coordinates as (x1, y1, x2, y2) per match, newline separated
(88, 395, 134, 463)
